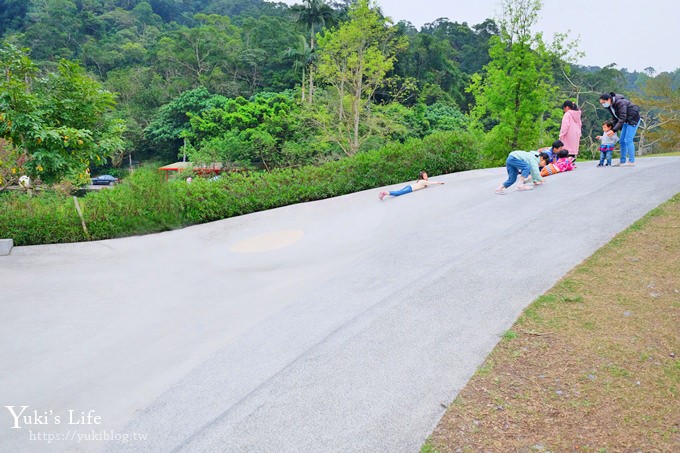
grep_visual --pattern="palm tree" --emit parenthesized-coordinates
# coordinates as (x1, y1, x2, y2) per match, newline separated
(290, 0, 336, 103)
(284, 36, 313, 102)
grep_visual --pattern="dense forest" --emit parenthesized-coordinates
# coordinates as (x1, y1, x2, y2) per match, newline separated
(1, 0, 679, 189)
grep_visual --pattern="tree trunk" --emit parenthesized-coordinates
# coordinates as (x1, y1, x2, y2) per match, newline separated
(301, 67, 306, 102)
(352, 71, 363, 154)
(308, 29, 315, 104)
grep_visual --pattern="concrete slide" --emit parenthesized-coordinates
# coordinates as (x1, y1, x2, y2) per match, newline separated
(1, 157, 679, 452)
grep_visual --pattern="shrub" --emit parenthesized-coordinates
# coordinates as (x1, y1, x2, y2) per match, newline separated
(175, 130, 480, 224)
(1, 131, 480, 244)
(81, 168, 182, 239)
(0, 191, 85, 245)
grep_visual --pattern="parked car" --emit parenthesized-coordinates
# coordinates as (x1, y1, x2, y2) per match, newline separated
(91, 175, 119, 185)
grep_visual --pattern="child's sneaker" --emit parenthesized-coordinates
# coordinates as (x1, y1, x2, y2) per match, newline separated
(378, 191, 387, 200)
(495, 188, 506, 195)
(597, 163, 603, 167)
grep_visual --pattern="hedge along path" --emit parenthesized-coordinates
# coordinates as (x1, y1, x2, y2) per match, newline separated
(1, 131, 480, 245)
(425, 193, 680, 452)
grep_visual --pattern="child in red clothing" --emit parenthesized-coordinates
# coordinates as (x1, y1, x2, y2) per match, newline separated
(554, 149, 575, 172)
(540, 149, 574, 177)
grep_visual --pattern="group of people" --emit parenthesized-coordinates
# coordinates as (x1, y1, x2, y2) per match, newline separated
(495, 91, 641, 194)
(379, 92, 642, 199)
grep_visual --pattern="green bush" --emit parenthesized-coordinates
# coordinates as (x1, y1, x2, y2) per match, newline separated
(1, 131, 480, 245)
(174, 130, 480, 224)
(81, 168, 182, 240)
(0, 191, 85, 245)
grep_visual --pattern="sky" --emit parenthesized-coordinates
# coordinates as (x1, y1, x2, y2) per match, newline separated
(278, 0, 680, 74)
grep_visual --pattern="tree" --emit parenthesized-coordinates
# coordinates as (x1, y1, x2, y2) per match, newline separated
(285, 36, 314, 101)
(291, 0, 337, 103)
(0, 43, 126, 185)
(0, 0, 30, 33)
(238, 15, 301, 93)
(183, 91, 305, 170)
(314, 0, 407, 155)
(635, 72, 680, 153)
(468, 0, 560, 164)
(154, 14, 243, 97)
(554, 63, 626, 156)
(144, 87, 228, 162)
(22, 0, 83, 62)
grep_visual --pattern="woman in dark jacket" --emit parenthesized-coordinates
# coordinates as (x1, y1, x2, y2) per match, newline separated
(599, 92, 641, 166)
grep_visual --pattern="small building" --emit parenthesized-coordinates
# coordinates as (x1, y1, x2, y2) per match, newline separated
(158, 162, 224, 180)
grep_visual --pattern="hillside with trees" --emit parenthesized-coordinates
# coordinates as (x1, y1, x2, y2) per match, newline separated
(1, 0, 678, 191)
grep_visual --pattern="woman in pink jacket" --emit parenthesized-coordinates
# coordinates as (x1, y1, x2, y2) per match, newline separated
(560, 100, 583, 159)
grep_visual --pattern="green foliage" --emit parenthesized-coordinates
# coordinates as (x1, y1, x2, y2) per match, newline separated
(0, 0, 29, 33)
(0, 167, 181, 245)
(315, 0, 408, 155)
(636, 72, 680, 153)
(290, 0, 338, 103)
(393, 18, 498, 110)
(155, 14, 243, 95)
(81, 167, 181, 239)
(175, 130, 480, 224)
(0, 139, 25, 190)
(1, 131, 479, 244)
(238, 15, 300, 92)
(1, 0, 669, 176)
(183, 90, 308, 169)
(469, 0, 561, 165)
(145, 87, 229, 161)
(424, 102, 471, 133)
(0, 43, 126, 185)
(0, 191, 86, 245)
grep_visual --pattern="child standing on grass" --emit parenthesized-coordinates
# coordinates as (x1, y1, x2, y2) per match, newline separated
(596, 119, 619, 167)
(495, 151, 549, 195)
(379, 171, 445, 200)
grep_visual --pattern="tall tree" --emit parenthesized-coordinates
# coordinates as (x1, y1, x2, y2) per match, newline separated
(284, 35, 313, 101)
(291, 0, 336, 103)
(468, 0, 560, 163)
(314, 0, 406, 155)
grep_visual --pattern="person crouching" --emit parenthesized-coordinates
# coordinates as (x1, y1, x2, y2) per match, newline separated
(495, 150, 549, 195)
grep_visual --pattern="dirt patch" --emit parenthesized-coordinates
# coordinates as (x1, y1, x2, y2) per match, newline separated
(426, 194, 680, 452)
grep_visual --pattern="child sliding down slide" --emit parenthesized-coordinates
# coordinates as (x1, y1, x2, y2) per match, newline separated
(379, 171, 445, 200)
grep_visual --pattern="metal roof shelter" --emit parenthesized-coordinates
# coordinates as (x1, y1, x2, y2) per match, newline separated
(158, 162, 224, 180)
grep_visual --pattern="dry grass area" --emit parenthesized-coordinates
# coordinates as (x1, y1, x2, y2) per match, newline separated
(426, 194, 680, 452)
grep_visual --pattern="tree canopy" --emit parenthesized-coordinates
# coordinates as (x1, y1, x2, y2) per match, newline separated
(0, 0, 675, 186)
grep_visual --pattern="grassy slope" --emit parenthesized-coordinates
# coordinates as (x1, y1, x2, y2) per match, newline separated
(425, 193, 680, 452)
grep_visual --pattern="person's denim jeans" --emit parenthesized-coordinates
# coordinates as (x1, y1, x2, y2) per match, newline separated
(389, 185, 413, 197)
(599, 145, 614, 166)
(599, 150, 613, 166)
(619, 119, 641, 163)
(503, 156, 531, 188)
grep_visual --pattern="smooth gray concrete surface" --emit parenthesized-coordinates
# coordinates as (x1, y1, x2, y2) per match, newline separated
(0, 238, 12, 256)
(1, 157, 679, 452)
